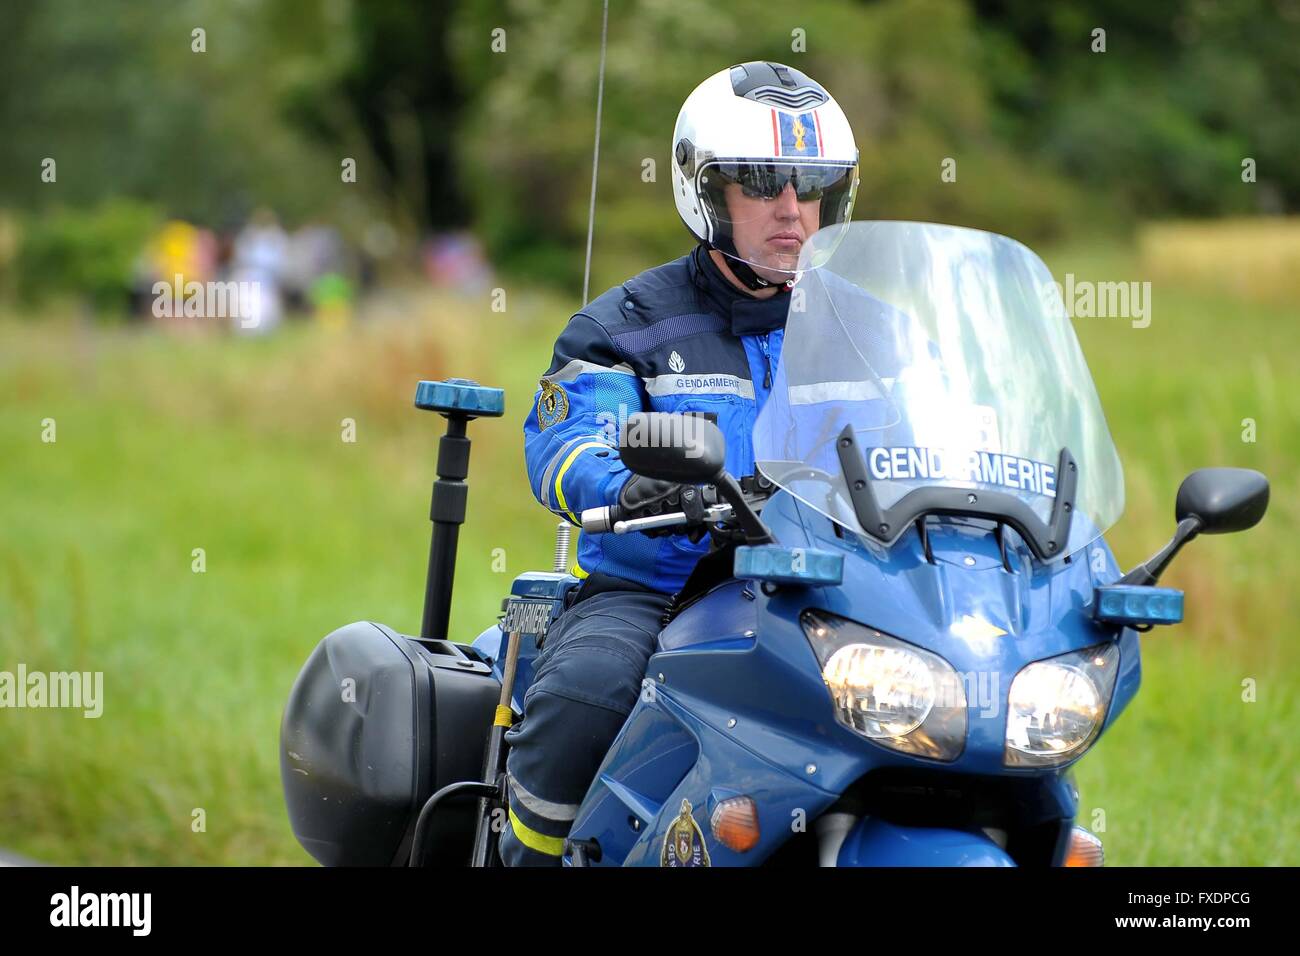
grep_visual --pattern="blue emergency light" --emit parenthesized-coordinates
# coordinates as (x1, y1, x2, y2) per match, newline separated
(1093, 585, 1184, 627)
(734, 545, 844, 587)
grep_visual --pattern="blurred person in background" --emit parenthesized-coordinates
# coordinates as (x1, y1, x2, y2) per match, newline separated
(284, 221, 357, 329)
(423, 231, 491, 295)
(135, 219, 218, 326)
(229, 208, 289, 334)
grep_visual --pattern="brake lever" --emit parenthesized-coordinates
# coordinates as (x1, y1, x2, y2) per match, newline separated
(612, 503, 733, 535)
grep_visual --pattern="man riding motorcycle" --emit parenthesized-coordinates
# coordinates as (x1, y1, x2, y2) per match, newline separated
(501, 61, 860, 865)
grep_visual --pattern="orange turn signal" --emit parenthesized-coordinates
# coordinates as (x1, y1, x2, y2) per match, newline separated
(1064, 825, 1104, 867)
(709, 796, 760, 853)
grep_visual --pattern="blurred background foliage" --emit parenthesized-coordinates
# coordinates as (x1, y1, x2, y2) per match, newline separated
(2, 0, 1297, 299)
(1, 0, 1297, 865)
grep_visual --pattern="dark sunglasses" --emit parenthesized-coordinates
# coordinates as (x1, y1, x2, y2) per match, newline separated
(703, 162, 853, 202)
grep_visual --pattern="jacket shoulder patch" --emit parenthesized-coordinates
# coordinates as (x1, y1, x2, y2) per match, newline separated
(536, 379, 569, 430)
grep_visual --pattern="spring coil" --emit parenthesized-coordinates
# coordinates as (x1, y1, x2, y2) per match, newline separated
(553, 521, 572, 573)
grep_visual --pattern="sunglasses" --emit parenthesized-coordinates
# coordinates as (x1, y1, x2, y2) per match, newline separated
(703, 162, 854, 203)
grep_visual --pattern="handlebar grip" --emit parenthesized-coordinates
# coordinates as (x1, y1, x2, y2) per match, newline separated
(580, 503, 629, 534)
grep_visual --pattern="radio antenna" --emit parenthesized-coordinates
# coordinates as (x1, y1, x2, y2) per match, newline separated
(581, 0, 610, 306)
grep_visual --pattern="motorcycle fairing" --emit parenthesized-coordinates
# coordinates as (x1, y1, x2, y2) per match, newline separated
(563, 491, 1140, 865)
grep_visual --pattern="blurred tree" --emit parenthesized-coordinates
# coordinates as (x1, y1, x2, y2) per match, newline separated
(972, 0, 1300, 217)
(279, 0, 470, 232)
(13, 199, 160, 314)
(446, 0, 1092, 291)
(0, 0, 366, 227)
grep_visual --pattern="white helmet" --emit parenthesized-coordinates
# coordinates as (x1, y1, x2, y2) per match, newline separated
(672, 61, 859, 288)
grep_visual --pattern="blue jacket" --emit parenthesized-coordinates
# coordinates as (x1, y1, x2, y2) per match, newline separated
(524, 244, 790, 594)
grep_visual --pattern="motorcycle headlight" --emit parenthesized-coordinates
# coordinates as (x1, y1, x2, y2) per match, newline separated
(1004, 643, 1120, 767)
(802, 610, 966, 761)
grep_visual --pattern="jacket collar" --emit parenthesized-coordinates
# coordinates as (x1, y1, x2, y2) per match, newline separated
(689, 244, 790, 337)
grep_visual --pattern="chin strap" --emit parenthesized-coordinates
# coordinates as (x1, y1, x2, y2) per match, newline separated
(708, 242, 797, 293)
(727, 256, 778, 291)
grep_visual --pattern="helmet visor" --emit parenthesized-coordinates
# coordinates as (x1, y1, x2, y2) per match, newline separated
(698, 159, 858, 276)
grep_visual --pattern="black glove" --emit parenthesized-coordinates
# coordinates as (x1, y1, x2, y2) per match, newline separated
(678, 484, 710, 544)
(617, 475, 709, 541)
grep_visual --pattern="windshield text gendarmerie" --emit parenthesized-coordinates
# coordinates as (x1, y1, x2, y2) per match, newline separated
(867, 445, 1058, 498)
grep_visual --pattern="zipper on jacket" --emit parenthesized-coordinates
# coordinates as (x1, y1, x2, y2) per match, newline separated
(758, 333, 772, 390)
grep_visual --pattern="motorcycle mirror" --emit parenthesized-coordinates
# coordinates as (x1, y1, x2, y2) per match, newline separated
(618, 412, 726, 484)
(1120, 467, 1269, 587)
(1174, 467, 1269, 535)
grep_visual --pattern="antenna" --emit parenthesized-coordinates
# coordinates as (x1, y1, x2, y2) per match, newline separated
(581, 0, 610, 306)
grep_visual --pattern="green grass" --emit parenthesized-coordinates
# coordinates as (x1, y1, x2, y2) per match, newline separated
(1045, 241, 1300, 864)
(0, 293, 566, 864)
(0, 240, 1297, 865)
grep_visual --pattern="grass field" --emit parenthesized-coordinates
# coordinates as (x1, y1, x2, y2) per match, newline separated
(1, 235, 1297, 865)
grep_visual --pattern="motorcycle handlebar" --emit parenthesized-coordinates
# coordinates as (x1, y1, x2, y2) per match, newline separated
(580, 483, 770, 536)
(580, 482, 721, 535)
(611, 503, 734, 534)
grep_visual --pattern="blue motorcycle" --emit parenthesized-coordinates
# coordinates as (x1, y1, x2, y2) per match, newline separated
(280, 222, 1268, 867)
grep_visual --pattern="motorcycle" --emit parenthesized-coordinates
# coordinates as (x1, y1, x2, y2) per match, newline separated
(280, 221, 1268, 867)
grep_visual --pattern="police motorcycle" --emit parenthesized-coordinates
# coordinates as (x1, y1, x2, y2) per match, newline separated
(280, 221, 1268, 867)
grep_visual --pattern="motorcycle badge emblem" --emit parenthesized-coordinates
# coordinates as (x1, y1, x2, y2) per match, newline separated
(660, 798, 711, 867)
(536, 379, 569, 430)
(668, 350, 686, 373)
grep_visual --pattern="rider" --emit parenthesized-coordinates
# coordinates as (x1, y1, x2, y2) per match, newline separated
(500, 61, 860, 865)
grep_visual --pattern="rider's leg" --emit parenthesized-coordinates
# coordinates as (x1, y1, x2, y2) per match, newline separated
(498, 588, 671, 866)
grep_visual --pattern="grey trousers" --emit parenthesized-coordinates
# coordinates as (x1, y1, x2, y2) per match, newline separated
(498, 585, 672, 866)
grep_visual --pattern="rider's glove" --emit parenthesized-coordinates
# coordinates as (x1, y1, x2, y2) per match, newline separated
(617, 475, 709, 541)
(678, 484, 710, 544)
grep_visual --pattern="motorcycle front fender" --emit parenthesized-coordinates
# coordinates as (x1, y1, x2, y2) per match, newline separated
(837, 817, 1016, 867)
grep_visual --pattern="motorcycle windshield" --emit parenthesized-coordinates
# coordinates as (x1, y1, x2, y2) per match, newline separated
(753, 221, 1124, 561)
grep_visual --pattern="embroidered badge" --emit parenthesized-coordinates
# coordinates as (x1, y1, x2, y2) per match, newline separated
(668, 350, 686, 373)
(660, 798, 711, 867)
(536, 379, 569, 430)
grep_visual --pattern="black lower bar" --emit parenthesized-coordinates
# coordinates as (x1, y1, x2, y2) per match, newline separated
(421, 418, 470, 642)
